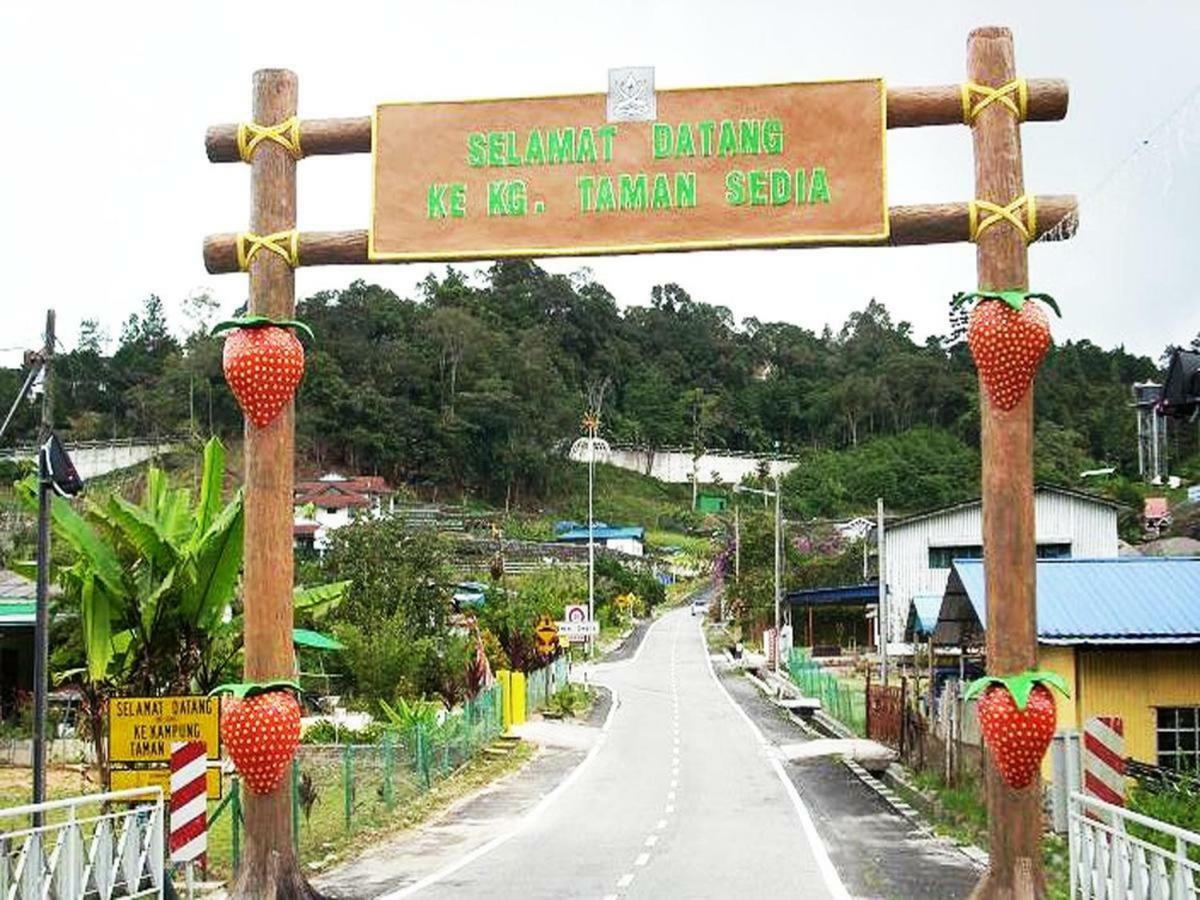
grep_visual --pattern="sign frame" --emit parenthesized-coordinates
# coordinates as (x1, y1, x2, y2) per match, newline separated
(111, 765, 223, 801)
(368, 77, 889, 262)
(108, 695, 222, 764)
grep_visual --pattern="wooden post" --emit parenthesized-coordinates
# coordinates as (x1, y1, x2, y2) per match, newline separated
(968, 27, 1043, 900)
(231, 68, 317, 900)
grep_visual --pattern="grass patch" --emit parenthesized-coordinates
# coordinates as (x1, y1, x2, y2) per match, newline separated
(542, 463, 692, 528)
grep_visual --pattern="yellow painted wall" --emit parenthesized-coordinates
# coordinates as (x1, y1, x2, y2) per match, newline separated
(1076, 647, 1200, 765)
(1037, 644, 1200, 772)
(1037, 645, 1078, 780)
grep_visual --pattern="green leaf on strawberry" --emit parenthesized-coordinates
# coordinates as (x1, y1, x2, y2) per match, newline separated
(952, 290, 1062, 317)
(209, 679, 300, 700)
(212, 315, 315, 341)
(963, 669, 1069, 710)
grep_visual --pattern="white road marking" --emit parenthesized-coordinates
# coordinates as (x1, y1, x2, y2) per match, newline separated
(635, 853, 650, 866)
(656, 818, 668, 829)
(665, 804, 675, 813)
(618, 873, 634, 888)
(667, 791, 675, 800)
(700, 619, 851, 900)
(645, 834, 658, 847)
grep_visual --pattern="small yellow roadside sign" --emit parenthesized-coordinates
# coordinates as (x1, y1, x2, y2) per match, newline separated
(111, 766, 222, 800)
(109, 696, 221, 763)
(535, 615, 559, 654)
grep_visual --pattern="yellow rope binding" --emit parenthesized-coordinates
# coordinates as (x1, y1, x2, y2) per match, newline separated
(968, 195, 1037, 244)
(236, 231, 299, 271)
(961, 79, 1028, 125)
(236, 117, 303, 162)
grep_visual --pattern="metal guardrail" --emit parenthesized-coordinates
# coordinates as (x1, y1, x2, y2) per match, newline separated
(0, 787, 164, 899)
(1069, 790, 1200, 899)
(0, 436, 188, 457)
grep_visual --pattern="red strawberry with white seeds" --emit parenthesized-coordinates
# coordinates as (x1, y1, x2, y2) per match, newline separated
(966, 670, 1069, 790)
(955, 291, 1061, 412)
(213, 317, 313, 429)
(214, 683, 301, 795)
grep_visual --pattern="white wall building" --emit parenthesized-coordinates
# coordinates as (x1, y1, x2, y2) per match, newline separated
(882, 485, 1120, 647)
(568, 444, 795, 485)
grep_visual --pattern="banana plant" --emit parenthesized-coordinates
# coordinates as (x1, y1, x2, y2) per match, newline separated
(16, 437, 244, 694)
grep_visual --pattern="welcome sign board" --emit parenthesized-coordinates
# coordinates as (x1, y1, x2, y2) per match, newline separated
(370, 79, 887, 260)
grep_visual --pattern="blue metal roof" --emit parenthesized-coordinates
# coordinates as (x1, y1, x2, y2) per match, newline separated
(785, 583, 879, 607)
(556, 525, 645, 542)
(949, 557, 1200, 642)
(908, 596, 943, 637)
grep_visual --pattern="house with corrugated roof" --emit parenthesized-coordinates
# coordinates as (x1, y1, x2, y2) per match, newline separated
(554, 522, 645, 557)
(881, 484, 1120, 651)
(935, 556, 1200, 774)
(0, 570, 36, 720)
(293, 473, 395, 552)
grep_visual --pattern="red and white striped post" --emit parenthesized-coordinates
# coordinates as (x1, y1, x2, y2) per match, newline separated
(170, 740, 209, 894)
(1083, 716, 1126, 807)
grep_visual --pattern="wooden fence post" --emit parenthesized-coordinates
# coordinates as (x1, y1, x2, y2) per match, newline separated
(968, 26, 1044, 899)
(230, 68, 316, 899)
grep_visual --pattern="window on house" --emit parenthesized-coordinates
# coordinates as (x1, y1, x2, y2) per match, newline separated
(324, 507, 338, 515)
(1036, 542, 1073, 560)
(1157, 707, 1200, 771)
(928, 545, 984, 568)
(927, 542, 1073, 568)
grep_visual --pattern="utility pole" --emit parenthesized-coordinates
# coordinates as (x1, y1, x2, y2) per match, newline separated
(773, 466, 782, 675)
(733, 503, 740, 582)
(877, 496, 887, 686)
(32, 309, 55, 820)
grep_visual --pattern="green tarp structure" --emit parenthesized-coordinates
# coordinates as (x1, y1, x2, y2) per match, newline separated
(292, 628, 344, 651)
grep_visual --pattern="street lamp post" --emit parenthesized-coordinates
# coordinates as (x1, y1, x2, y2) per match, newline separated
(583, 413, 599, 658)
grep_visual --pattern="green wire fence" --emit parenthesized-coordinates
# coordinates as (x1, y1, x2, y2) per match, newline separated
(787, 647, 867, 736)
(524, 655, 569, 714)
(210, 682, 506, 875)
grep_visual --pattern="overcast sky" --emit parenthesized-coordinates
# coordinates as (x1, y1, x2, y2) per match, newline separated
(2, 1, 1198, 366)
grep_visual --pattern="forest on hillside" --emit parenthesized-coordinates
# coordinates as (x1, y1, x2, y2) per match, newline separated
(1, 260, 1195, 515)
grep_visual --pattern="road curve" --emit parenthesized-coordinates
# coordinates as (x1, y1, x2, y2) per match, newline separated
(385, 606, 846, 899)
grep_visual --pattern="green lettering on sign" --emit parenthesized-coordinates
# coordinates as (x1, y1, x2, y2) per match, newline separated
(619, 173, 647, 210)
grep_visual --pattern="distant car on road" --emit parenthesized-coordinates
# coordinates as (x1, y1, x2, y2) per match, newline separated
(691, 595, 709, 616)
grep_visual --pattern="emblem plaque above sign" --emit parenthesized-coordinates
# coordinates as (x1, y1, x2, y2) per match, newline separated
(370, 78, 888, 261)
(608, 67, 656, 122)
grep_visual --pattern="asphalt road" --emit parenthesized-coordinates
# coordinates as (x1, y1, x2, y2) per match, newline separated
(386, 605, 847, 900)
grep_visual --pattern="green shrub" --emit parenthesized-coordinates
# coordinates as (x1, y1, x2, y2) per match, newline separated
(546, 683, 591, 718)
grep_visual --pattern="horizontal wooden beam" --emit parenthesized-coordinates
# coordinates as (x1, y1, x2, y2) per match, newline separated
(204, 80, 1068, 162)
(887, 78, 1067, 128)
(201, 195, 1077, 273)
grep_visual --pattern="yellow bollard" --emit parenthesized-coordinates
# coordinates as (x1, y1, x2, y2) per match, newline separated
(511, 671, 527, 725)
(497, 670, 513, 731)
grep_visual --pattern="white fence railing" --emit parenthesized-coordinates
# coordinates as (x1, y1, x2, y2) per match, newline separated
(1069, 791, 1200, 899)
(0, 788, 164, 899)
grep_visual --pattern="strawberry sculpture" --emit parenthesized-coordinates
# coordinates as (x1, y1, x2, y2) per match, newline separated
(952, 291, 1061, 411)
(213, 316, 314, 429)
(211, 680, 302, 795)
(965, 670, 1069, 789)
